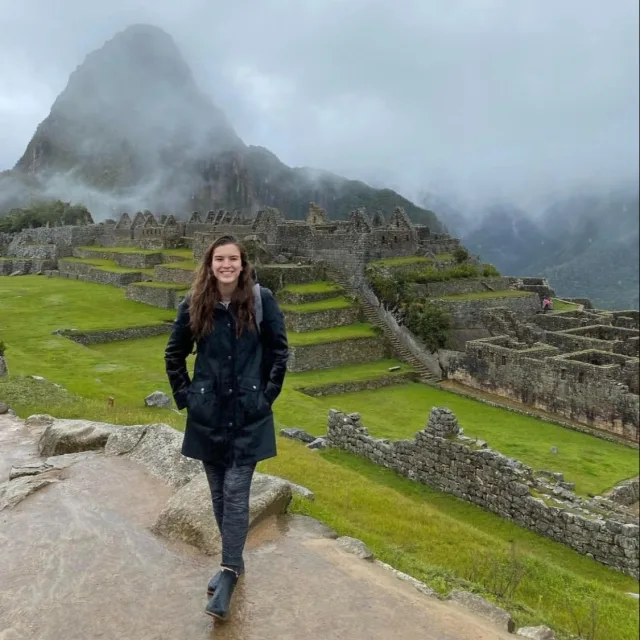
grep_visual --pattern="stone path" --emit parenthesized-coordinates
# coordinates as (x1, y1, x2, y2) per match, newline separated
(0, 413, 515, 640)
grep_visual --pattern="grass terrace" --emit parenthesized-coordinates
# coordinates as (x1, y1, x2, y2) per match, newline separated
(280, 296, 354, 314)
(59, 257, 156, 276)
(293, 383, 639, 497)
(369, 256, 433, 267)
(551, 299, 581, 313)
(436, 290, 533, 301)
(288, 360, 413, 388)
(157, 260, 198, 271)
(129, 281, 190, 290)
(76, 246, 194, 260)
(434, 253, 454, 262)
(287, 323, 379, 346)
(281, 281, 343, 295)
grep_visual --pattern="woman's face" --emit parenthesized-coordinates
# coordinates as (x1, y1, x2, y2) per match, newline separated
(211, 243, 243, 288)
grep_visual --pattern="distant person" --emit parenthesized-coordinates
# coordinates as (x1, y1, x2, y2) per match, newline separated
(542, 296, 553, 313)
(164, 235, 289, 621)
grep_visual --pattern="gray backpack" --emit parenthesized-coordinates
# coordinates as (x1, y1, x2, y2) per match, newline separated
(253, 282, 263, 334)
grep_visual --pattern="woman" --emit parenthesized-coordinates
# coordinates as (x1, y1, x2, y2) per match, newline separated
(164, 235, 289, 621)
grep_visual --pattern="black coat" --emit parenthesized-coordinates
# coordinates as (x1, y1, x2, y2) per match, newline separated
(164, 286, 289, 466)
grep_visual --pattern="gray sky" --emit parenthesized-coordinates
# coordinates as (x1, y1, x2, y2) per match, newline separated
(1, 0, 638, 211)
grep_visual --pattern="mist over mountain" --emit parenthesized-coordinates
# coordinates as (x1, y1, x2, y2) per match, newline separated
(440, 186, 639, 310)
(1, 24, 440, 229)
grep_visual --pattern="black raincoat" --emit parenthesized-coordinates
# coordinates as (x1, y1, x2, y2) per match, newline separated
(164, 286, 289, 465)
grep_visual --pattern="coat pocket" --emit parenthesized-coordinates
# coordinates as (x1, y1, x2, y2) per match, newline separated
(237, 377, 270, 424)
(186, 379, 217, 425)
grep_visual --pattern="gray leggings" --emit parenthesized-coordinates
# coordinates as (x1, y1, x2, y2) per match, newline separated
(203, 461, 256, 573)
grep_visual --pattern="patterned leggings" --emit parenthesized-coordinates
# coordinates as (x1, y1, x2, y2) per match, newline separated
(202, 461, 256, 573)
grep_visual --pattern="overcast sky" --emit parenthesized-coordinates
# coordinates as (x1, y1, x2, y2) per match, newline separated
(1, 0, 638, 211)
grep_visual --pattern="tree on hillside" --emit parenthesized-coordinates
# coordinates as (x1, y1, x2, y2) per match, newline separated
(0, 201, 93, 233)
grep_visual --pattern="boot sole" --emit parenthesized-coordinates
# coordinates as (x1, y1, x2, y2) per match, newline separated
(205, 609, 228, 621)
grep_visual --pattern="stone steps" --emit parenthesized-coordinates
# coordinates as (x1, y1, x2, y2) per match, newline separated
(325, 268, 440, 383)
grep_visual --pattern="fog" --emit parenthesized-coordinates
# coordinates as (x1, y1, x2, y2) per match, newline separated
(1, 0, 638, 216)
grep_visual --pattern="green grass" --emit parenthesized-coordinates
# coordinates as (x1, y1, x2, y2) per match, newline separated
(157, 261, 198, 271)
(434, 253, 454, 262)
(281, 296, 354, 314)
(369, 256, 433, 267)
(281, 281, 343, 295)
(161, 249, 194, 259)
(59, 257, 155, 275)
(292, 383, 638, 497)
(0, 275, 638, 639)
(288, 360, 413, 387)
(129, 282, 190, 290)
(436, 290, 534, 301)
(552, 299, 581, 313)
(76, 245, 162, 256)
(288, 323, 379, 346)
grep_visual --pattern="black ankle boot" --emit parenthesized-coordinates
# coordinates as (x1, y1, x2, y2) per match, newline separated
(206, 570, 222, 596)
(205, 569, 238, 620)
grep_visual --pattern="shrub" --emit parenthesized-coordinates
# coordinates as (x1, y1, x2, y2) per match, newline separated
(453, 246, 470, 264)
(482, 263, 501, 277)
(413, 263, 479, 284)
(404, 301, 451, 352)
(0, 200, 93, 233)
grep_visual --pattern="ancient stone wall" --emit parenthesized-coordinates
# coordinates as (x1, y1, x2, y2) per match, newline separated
(153, 265, 194, 286)
(282, 306, 360, 333)
(0, 258, 55, 275)
(425, 277, 513, 297)
(288, 337, 389, 372)
(125, 284, 188, 309)
(436, 294, 540, 329)
(449, 336, 639, 441)
(55, 323, 172, 345)
(326, 408, 639, 578)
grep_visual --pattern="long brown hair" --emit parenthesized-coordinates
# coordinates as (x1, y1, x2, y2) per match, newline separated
(189, 235, 256, 339)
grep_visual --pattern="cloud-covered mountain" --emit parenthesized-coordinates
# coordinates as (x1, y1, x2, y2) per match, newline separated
(3, 23, 440, 229)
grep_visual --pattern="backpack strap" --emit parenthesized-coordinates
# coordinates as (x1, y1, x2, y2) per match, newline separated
(253, 282, 263, 334)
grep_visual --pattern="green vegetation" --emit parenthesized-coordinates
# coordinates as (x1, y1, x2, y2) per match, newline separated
(437, 290, 533, 301)
(404, 301, 452, 352)
(434, 253, 454, 262)
(552, 299, 581, 313)
(452, 247, 469, 264)
(281, 281, 343, 295)
(129, 282, 190, 290)
(288, 323, 379, 346)
(0, 275, 637, 639)
(0, 200, 92, 232)
(482, 263, 501, 277)
(295, 383, 639, 497)
(77, 245, 161, 256)
(288, 360, 413, 388)
(369, 256, 432, 267)
(281, 296, 354, 314)
(59, 257, 155, 276)
(158, 261, 197, 271)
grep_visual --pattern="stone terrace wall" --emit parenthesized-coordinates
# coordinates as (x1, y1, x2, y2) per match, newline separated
(288, 337, 389, 372)
(425, 277, 513, 297)
(326, 408, 639, 578)
(0, 258, 55, 274)
(449, 337, 640, 442)
(54, 324, 172, 345)
(125, 284, 188, 309)
(436, 293, 540, 328)
(282, 306, 360, 333)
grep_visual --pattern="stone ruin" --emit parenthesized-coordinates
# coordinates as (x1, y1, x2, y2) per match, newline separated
(0, 203, 458, 287)
(448, 307, 640, 442)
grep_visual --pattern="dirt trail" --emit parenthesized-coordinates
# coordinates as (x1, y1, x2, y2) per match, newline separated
(0, 413, 514, 640)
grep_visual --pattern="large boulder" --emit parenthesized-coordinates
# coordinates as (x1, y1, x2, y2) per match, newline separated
(144, 391, 172, 408)
(37, 418, 121, 456)
(448, 590, 516, 633)
(105, 424, 201, 489)
(152, 471, 292, 554)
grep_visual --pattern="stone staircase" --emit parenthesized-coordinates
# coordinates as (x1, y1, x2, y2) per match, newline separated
(325, 268, 441, 384)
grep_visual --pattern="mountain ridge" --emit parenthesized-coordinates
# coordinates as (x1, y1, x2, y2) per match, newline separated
(4, 24, 441, 229)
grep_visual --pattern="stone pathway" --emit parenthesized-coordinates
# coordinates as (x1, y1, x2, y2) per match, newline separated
(0, 413, 515, 640)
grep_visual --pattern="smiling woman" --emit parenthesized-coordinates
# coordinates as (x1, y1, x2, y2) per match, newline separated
(164, 234, 289, 621)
